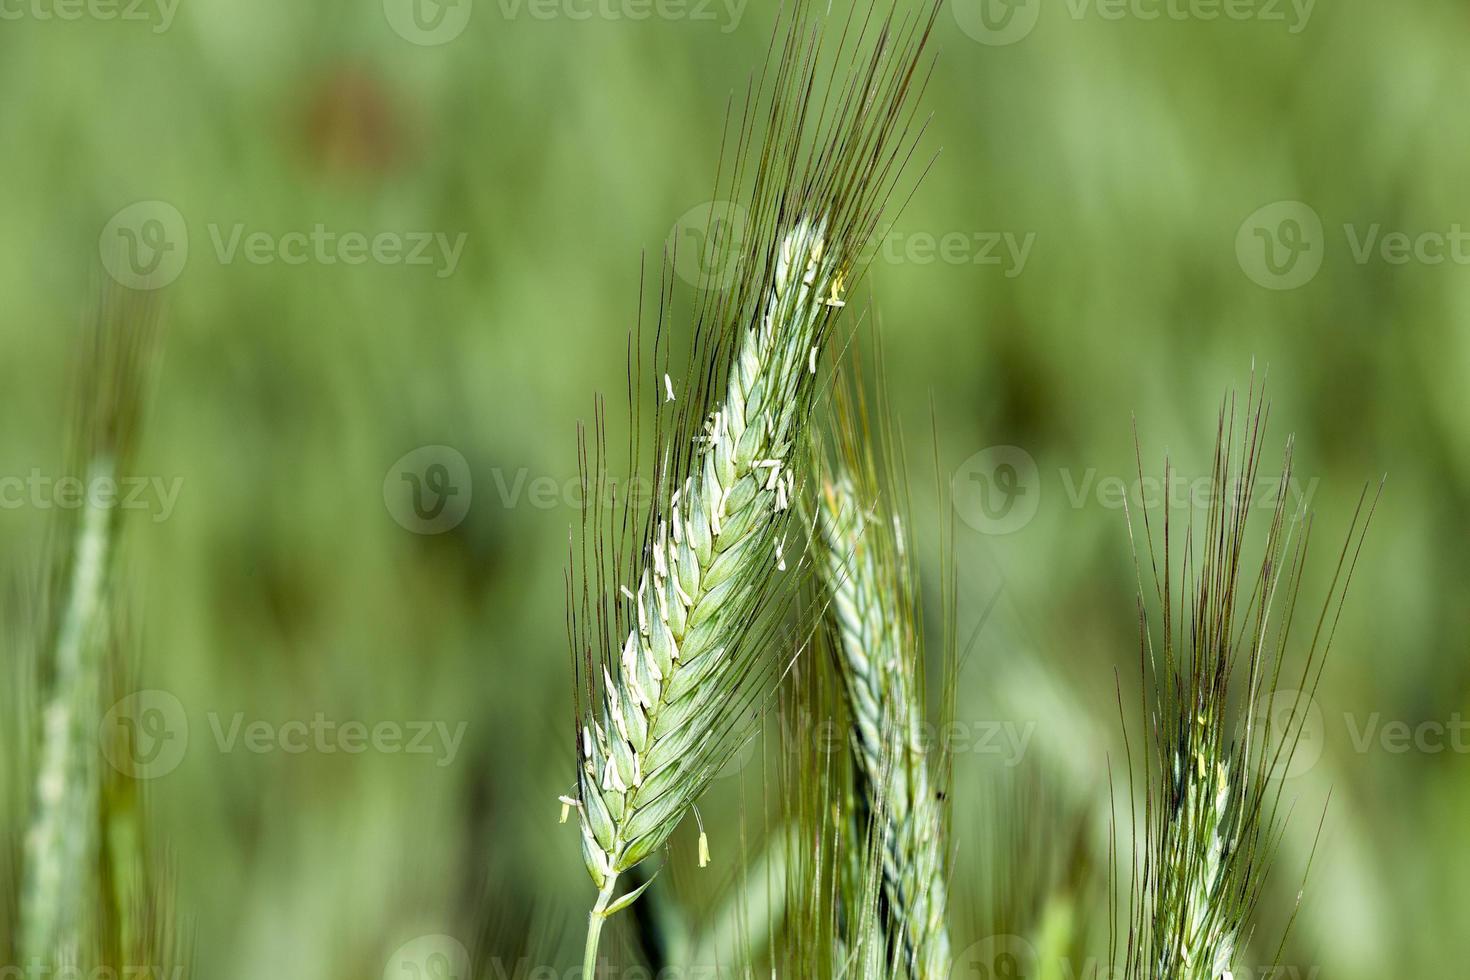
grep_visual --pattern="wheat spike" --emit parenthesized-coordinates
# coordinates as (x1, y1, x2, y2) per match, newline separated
(816, 469, 951, 979)
(19, 458, 111, 963)
(15, 286, 178, 972)
(575, 217, 845, 977)
(21, 287, 154, 962)
(567, 3, 940, 975)
(1118, 379, 1381, 980)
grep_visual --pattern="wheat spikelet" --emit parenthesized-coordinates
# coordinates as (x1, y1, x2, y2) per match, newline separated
(564, 3, 939, 974)
(1117, 379, 1381, 980)
(815, 460, 950, 978)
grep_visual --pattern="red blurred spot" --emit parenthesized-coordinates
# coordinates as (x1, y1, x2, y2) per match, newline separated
(300, 65, 409, 179)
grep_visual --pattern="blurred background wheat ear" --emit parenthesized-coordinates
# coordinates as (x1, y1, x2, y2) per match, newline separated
(0, 0, 1464, 976)
(3, 286, 187, 977)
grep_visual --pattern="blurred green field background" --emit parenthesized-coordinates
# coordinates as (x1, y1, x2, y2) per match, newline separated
(1, 0, 1466, 976)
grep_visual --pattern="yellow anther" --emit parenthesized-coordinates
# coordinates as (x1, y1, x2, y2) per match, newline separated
(824, 271, 847, 308)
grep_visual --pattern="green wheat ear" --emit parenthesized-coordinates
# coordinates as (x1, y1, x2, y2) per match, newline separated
(1116, 378, 1381, 980)
(811, 357, 952, 979)
(563, 2, 939, 976)
(13, 285, 185, 975)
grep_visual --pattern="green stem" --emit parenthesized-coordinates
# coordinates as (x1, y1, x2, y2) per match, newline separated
(583, 872, 619, 980)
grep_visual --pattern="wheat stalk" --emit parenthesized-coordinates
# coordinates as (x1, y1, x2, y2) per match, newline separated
(815, 463, 950, 978)
(564, 4, 940, 975)
(21, 286, 154, 963)
(19, 454, 111, 963)
(1117, 380, 1381, 980)
(14, 287, 182, 974)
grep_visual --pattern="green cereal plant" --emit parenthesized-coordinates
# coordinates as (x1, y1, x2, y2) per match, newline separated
(812, 368, 951, 979)
(1117, 383, 1380, 980)
(12, 288, 184, 976)
(562, 3, 940, 976)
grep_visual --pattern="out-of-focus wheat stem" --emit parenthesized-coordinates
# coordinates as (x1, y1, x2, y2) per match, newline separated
(21, 459, 114, 962)
(17, 286, 179, 973)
